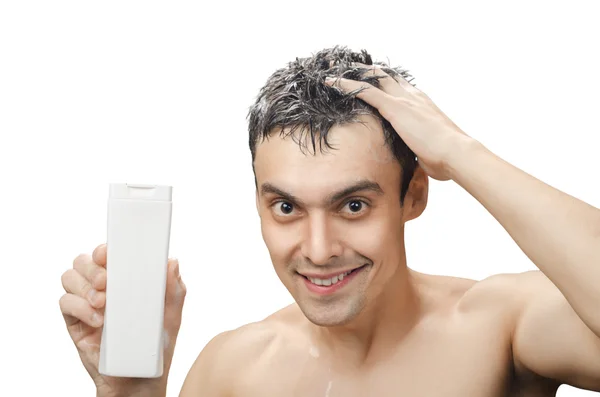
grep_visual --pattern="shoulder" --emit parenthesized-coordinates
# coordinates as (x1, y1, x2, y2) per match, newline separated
(179, 304, 301, 396)
(455, 270, 554, 319)
(462, 270, 552, 299)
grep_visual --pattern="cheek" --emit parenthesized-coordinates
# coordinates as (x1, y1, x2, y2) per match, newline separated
(341, 211, 403, 259)
(260, 218, 299, 263)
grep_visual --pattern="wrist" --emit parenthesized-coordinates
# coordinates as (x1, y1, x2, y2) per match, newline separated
(95, 382, 167, 397)
(99, 390, 166, 397)
(443, 134, 487, 182)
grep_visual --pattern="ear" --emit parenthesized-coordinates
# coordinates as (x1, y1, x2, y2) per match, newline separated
(402, 164, 429, 222)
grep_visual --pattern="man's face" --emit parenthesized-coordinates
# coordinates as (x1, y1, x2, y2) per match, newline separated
(254, 115, 424, 327)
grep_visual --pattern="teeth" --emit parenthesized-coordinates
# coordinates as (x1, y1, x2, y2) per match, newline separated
(308, 270, 353, 287)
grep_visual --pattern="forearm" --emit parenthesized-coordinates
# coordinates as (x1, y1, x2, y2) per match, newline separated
(446, 137, 600, 334)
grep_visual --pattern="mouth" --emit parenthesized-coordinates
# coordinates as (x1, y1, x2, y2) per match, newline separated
(297, 264, 368, 295)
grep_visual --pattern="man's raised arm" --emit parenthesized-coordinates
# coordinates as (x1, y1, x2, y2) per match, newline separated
(325, 64, 600, 390)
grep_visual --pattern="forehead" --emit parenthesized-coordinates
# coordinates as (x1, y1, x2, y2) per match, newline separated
(254, 115, 401, 195)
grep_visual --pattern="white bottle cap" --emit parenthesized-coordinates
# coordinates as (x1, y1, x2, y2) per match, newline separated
(109, 183, 172, 201)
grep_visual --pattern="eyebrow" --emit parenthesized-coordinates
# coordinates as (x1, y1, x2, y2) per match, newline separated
(260, 180, 384, 206)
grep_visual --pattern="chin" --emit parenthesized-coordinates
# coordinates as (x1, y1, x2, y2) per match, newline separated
(297, 297, 366, 327)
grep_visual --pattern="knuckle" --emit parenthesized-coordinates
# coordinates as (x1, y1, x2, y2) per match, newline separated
(392, 75, 407, 84)
(393, 97, 411, 108)
(379, 101, 398, 120)
(379, 76, 396, 90)
(80, 281, 93, 298)
(61, 269, 74, 290)
(58, 293, 71, 312)
(72, 253, 89, 267)
(60, 269, 69, 285)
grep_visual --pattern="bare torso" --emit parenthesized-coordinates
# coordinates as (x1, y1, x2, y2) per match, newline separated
(214, 272, 560, 397)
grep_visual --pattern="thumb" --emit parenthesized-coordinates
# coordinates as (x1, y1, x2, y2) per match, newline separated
(163, 258, 186, 347)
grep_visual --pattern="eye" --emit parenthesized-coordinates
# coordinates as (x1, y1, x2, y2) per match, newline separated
(341, 199, 368, 215)
(272, 201, 296, 216)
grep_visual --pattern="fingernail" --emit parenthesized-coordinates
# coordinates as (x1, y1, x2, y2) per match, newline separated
(92, 312, 103, 326)
(87, 288, 96, 305)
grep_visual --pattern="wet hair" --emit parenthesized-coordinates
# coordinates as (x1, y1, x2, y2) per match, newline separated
(247, 46, 418, 205)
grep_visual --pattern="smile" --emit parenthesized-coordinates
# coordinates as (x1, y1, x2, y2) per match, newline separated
(307, 269, 353, 286)
(298, 264, 367, 295)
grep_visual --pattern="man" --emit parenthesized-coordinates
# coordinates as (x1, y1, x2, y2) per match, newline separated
(60, 47, 600, 396)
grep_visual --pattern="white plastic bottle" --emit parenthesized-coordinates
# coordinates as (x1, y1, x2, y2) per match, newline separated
(99, 183, 173, 378)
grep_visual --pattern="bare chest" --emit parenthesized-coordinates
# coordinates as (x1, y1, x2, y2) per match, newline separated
(235, 316, 518, 397)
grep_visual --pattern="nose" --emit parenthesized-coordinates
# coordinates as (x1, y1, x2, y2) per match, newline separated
(300, 212, 343, 266)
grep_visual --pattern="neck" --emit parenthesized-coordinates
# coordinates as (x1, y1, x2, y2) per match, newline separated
(312, 263, 424, 368)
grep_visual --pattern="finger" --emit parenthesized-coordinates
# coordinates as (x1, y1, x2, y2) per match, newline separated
(61, 268, 105, 308)
(162, 258, 186, 365)
(59, 293, 104, 328)
(325, 77, 400, 121)
(165, 258, 186, 311)
(164, 258, 186, 332)
(73, 253, 107, 290)
(92, 243, 107, 268)
(352, 63, 405, 96)
(354, 62, 417, 92)
(160, 259, 184, 368)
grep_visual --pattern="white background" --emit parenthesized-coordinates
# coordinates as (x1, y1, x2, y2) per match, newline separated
(1, 0, 599, 396)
